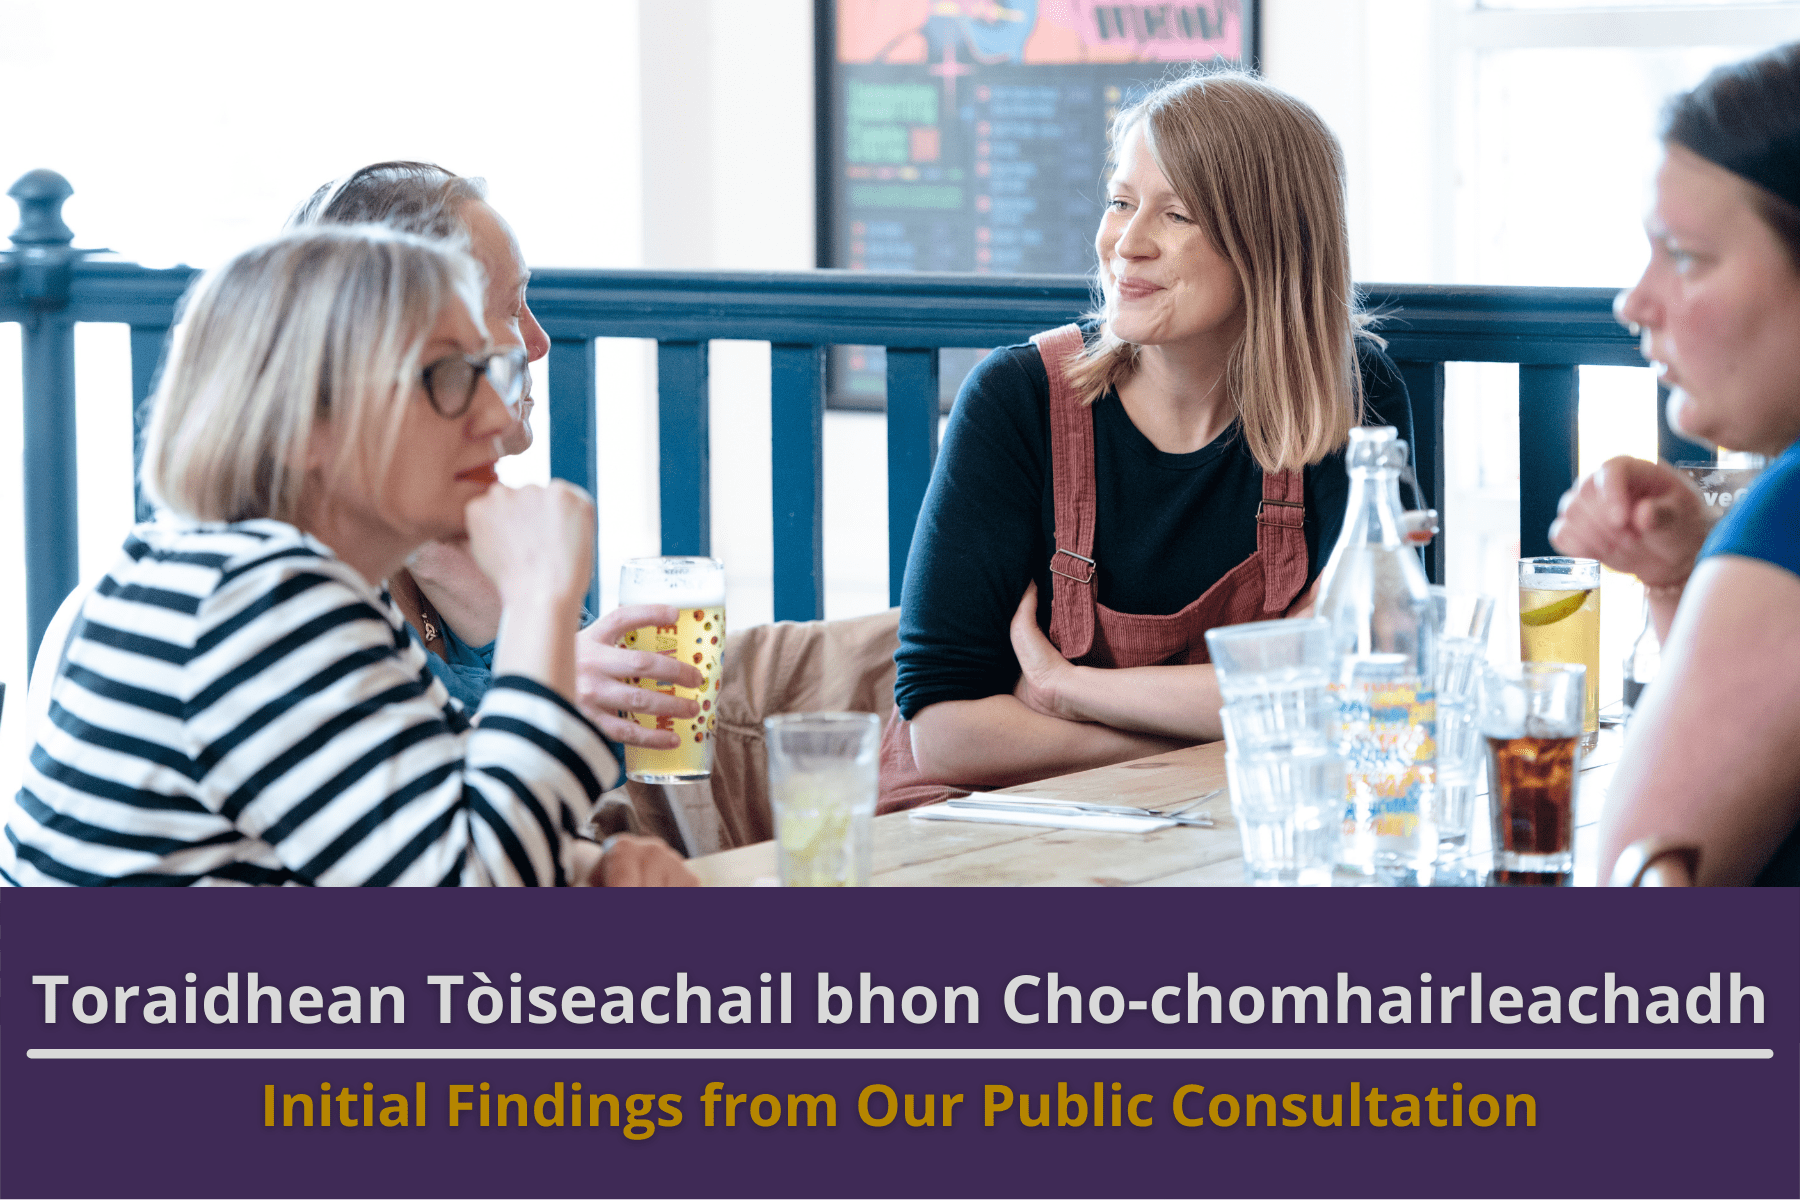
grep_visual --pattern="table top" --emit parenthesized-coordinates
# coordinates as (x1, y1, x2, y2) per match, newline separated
(688, 727, 1623, 888)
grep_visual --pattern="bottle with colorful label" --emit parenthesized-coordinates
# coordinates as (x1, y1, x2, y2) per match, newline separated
(1314, 426, 1438, 883)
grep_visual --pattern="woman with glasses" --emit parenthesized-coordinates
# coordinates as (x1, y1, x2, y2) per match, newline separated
(291, 164, 703, 750)
(1552, 44, 1800, 885)
(0, 225, 694, 886)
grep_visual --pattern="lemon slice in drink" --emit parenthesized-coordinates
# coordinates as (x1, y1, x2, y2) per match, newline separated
(1520, 590, 1590, 627)
(780, 809, 828, 854)
(779, 802, 853, 886)
(779, 805, 850, 854)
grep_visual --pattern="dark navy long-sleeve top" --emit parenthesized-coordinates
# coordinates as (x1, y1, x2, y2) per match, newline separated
(894, 330, 1415, 720)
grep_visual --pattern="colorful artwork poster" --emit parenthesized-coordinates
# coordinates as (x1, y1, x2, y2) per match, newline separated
(826, 1, 1251, 404)
(837, 0, 1246, 66)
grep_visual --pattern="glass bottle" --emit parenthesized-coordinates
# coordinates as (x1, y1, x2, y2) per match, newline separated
(1315, 426, 1438, 883)
(1622, 596, 1659, 717)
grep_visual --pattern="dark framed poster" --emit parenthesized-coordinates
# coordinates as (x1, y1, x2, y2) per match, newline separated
(817, 0, 1259, 409)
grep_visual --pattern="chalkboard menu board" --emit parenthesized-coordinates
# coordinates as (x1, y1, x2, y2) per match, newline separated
(820, 0, 1257, 408)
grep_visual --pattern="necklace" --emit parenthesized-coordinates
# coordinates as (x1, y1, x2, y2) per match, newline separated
(389, 568, 451, 661)
(417, 599, 443, 643)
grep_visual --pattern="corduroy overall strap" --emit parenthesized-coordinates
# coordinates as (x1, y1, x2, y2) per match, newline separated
(1255, 466, 1310, 614)
(1030, 324, 1100, 661)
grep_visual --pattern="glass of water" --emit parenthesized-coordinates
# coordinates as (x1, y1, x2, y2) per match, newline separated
(1205, 618, 1334, 753)
(763, 713, 879, 887)
(1429, 586, 1495, 865)
(1225, 748, 1344, 887)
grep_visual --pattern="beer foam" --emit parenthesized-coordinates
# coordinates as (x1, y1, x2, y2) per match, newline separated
(618, 570, 725, 608)
(619, 582, 725, 608)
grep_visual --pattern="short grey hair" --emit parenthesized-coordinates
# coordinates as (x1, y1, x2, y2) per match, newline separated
(288, 160, 487, 242)
(142, 225, 486, 524)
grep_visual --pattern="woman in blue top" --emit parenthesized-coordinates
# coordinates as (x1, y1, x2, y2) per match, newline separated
(1552, 44, 1800, 885)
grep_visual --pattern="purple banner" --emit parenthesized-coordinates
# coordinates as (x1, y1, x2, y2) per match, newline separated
(3, 889, 1795, 1199)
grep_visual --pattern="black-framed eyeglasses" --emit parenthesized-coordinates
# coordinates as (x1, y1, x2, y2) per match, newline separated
(419, 347, 529, 419)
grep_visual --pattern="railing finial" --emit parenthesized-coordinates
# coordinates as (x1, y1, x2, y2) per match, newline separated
(8, 169, 75, 248)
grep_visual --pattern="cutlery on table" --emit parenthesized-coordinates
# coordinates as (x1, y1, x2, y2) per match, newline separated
(944, 792, 1215, 828)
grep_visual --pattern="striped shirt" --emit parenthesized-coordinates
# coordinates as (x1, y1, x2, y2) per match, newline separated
(2, 520, 615, 886)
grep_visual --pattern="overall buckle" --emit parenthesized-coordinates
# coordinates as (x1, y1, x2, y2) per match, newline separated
(1048, 547, 1097, 584)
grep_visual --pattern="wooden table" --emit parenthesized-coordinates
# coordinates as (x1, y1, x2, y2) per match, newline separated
(688, 728, 1623, 887)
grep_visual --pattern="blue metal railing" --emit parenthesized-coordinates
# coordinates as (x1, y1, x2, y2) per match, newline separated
(3, 170, 1706, 668)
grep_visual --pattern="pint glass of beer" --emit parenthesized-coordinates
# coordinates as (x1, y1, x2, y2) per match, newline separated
(1478, 663, 1585, 886)
(616, 557, 726, 783)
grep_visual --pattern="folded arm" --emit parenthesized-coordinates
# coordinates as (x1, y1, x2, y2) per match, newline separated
(1006, 582, 1226, 741)
(908, 695, 1186, 788)
(908, 582, 1211, 787)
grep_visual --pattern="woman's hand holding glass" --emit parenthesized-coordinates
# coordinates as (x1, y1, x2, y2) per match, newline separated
(574, 608, 705, 747)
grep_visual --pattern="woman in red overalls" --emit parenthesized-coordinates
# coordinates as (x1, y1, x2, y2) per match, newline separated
(880, 70, 1414, 812)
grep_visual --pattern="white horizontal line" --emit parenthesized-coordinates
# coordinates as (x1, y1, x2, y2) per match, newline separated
(25, 1047, 1773, 1062)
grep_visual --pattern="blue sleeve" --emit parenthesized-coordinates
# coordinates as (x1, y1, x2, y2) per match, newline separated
(893, 343, 1052, 720)
(1700, 441, 1800, 579)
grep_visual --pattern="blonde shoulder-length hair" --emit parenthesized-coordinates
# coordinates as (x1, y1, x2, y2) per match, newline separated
(1066, 70, 1371, 472)
(141, 225, 486, 525)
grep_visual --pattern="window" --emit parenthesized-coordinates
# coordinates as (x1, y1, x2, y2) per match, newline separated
(1434, 1, 1800, 705)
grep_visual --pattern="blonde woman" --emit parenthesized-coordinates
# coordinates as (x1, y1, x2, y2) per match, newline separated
(2, 226, 693, 886)
(881, 71, 1413, 811)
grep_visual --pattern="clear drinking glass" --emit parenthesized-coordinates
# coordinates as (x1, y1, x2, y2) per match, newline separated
(1674, 454, 1767, 517)
(1225, 748, 1345, 887)
(1432, 588, 1494, 668)
(1518, 557, 1600, 750)
(1623, 596, 1659, 719)
(1478, 663, 1586, 886)
(764, 713, 879, 887)
(1430, 586, 1495, 863)
(616, 557, 727, 783)
(1206, 617, 1333, 687)
(1205, 618, 1333, 754)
